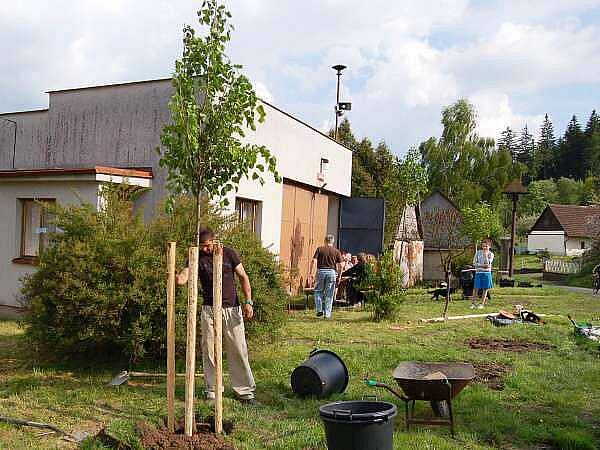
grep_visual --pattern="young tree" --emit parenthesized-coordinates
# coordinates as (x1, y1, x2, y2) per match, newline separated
(420, 207, 469, 319)
(462, 202, 503, 249)
(158, 0, 280, 245)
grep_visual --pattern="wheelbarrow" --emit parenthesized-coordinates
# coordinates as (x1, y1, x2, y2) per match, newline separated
(366, 361, 475, 436)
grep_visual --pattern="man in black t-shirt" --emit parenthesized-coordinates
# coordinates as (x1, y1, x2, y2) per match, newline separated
(177, 228, 257, 404)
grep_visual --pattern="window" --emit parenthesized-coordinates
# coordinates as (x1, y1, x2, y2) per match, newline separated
(235, 197, 261, 239)
(20, 199, 55, 258)
(581, 241, 586, 249)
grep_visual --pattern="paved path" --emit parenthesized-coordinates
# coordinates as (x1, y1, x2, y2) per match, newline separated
(552, 285, 596, 297)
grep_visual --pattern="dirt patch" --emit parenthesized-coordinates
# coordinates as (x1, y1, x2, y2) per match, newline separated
(468, 338, 555, 353)
(136, 416, 235, 450)
(472, 362, 511, 390)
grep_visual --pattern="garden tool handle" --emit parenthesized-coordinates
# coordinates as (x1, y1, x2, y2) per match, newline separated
(365, 379, 408, 402)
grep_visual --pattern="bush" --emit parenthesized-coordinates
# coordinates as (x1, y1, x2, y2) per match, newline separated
(361, 250, 406, 321)
(21, 186, 287, 362)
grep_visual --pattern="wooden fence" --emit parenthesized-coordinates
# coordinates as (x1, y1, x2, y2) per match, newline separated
(543, 259, 581, 274)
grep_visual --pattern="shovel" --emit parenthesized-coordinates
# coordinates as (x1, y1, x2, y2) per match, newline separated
(109, 370, 204, 386)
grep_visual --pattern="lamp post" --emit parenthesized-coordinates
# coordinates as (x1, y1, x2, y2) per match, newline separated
(1, 118, 17, 169)
(503, 179, 528, 278)
(332, 64, 347, 141)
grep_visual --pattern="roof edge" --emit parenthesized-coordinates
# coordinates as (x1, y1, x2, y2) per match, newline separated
(0, 166, 153, 179)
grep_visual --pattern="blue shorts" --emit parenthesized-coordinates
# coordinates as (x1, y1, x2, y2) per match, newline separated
(474, 272, 493, 289)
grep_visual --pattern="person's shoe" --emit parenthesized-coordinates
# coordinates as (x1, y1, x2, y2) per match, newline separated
(469, 304, 477, 309)
(238, 397, 261, 406)
(477, 304, 484, 309)
(316, 311, 323, 317)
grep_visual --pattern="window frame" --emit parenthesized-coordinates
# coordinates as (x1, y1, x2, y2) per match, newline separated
(235, 197, 262, 240)
(18, 198, 56, 260)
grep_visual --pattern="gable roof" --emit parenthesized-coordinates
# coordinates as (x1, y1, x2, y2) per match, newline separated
(531, 204, 600, 237)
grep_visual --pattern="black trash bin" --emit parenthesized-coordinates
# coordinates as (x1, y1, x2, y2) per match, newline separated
(319, 400, 397, 450)
(460, 265, 476, 298)
(291, 349, 349, 397)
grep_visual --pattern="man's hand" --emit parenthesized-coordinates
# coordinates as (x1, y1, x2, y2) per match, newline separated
(307, 274, 314, 287)
(242, 303, 254, 320)
(176, 267, 189, 285)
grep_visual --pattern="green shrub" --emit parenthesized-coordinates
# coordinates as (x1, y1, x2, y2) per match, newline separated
(21, 186, 287, 362)
(361, 250, 406, 321)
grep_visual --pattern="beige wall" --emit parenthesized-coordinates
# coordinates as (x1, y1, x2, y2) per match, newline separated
(222, 101, 351, 257)
(423, 250, 446, 281)
(566, 237, 592, 257)
(0, 180, 99, 308)
(528, 231, 565, 255)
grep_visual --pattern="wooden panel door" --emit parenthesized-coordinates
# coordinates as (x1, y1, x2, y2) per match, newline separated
(279, 183, 333, 294)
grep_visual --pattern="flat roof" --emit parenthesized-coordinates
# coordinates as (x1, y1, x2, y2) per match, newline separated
(0, 166, 153, 179)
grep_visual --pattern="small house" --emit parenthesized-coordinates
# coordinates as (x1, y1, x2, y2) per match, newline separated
(528, 204, 600, 256)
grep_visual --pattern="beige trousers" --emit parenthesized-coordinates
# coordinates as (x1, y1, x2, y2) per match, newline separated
(200, 305, 256, 399)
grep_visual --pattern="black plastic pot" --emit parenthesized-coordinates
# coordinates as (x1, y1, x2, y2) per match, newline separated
(290, 349, 349, 397)
(319, 400, 397, 450)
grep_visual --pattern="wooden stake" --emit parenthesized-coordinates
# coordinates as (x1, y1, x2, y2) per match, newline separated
(185, 246, 199, 437)
(213, 243, 223, 434)
(166, 241, 176, 434)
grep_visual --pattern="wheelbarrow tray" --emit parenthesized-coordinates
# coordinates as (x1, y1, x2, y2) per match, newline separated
(392, 362, 474, 401)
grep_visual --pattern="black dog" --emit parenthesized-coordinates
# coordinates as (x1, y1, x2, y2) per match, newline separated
(429, 287, 456, 300)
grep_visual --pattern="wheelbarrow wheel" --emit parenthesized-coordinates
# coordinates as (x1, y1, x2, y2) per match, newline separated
(430, 400, 450, 418)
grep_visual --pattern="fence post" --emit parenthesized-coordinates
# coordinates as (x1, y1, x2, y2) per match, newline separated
(185, 246, 199, 437)
(213, 243, 224, 434)
(166, 242, 176, 434)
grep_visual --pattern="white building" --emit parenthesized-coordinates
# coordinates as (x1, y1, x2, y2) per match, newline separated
(527, 204, 600, 256)
(0, 78, 352, 316)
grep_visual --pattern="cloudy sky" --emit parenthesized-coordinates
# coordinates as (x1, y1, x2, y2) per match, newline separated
(1, 0, 600, 155)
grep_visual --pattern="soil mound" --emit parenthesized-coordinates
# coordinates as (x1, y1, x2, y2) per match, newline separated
(472, 361, 511, 390)
(136, 416, 235, 450)
(468, 338, 554, 352)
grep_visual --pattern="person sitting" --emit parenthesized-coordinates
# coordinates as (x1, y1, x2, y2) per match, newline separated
(341, 253, 367, 305)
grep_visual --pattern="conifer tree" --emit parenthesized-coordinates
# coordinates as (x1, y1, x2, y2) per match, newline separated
(498, 127, 517, 160)
(536, 114, 556, 179)
(585, 110, 600, 176)
(559, 115, 585, 179)
(517, 125, 536, 183)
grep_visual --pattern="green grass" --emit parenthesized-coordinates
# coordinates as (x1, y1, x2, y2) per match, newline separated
(514, 254, 543, 271)
(1, 287, 599, 449)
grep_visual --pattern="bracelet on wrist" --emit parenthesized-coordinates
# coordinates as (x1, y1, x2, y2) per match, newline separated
(243, 299, 254, 306)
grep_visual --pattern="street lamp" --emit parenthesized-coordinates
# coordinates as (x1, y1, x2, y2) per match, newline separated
(1, 118, 17, 169)
(332, 64, 351, 141)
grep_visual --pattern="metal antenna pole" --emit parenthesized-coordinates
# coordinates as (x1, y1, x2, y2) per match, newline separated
(332, 65, 346, 142)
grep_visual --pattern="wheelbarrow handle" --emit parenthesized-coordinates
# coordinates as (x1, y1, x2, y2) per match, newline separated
(365, 379, 408, 402)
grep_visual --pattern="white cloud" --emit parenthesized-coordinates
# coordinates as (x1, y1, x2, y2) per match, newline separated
(1, 0, 599, 155)
(469, 91, 544, 141)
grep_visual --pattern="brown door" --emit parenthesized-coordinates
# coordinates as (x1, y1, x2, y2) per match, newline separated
(280, 182, 329, 294)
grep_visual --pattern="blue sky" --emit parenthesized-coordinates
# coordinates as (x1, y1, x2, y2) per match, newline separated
(1, 0, 599, 155)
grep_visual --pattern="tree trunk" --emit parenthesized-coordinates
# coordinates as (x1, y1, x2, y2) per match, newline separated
(195, 188, 202, 247)
(443, 271, 451, 320)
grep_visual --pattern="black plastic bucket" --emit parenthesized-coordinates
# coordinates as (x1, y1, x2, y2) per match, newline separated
(319, 400, 397, 450)
(290, 349, 349, 397)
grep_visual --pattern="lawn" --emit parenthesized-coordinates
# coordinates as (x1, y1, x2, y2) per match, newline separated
(0, 286, 599, 449)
